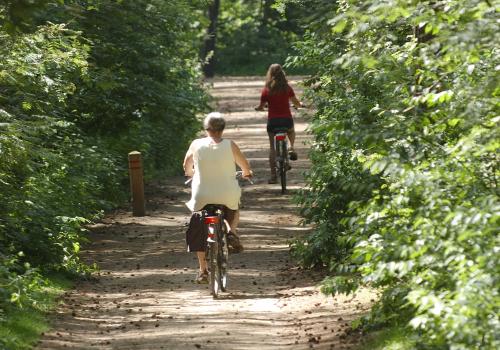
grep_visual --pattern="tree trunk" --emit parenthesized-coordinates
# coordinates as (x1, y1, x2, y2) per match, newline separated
(202, 0, 220, 78)
(262, 0, 273, 27)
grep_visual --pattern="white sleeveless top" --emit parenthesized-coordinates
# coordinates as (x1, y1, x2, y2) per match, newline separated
(186, 138, 241, 211)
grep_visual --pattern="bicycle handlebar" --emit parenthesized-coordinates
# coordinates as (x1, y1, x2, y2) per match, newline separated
(235, 170, 254, 185)
(255, 104, 307, 111)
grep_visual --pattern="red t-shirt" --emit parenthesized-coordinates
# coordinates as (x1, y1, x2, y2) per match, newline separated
(260, 85, 295, 119)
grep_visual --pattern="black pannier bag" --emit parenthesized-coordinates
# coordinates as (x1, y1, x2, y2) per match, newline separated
(185, 211, 207, 252)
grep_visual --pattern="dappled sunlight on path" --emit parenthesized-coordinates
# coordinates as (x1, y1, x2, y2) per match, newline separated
(36, 77, 374, 350)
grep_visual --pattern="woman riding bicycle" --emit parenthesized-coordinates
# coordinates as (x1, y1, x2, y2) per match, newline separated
(255, 63, 303, 184)
(183, 112, 253, 283)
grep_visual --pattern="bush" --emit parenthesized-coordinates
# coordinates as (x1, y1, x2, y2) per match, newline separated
(0, 0, 208, 338)
(284, 0, 499, 348)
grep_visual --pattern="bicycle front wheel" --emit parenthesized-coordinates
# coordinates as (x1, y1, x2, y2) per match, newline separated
(278, 161, 286, 194)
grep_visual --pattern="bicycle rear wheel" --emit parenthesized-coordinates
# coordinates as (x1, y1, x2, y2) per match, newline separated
(208, 241, 220, 298)
(279, 141, 287, 194)
(219, 225, 229, 291)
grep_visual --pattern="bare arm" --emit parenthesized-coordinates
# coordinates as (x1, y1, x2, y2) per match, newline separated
(291, 95, 302, 109)
(255, 101, 267, 111)
(183, 141, 195, 177)
(231, 141, 252, 178)
(255, 89, 267, 111)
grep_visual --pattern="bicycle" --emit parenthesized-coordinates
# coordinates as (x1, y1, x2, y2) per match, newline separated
(185, 171, 252, 298)
(255, 104, 303, 194)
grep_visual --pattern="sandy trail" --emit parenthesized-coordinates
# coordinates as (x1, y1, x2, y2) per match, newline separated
(36, 77, 373, 350)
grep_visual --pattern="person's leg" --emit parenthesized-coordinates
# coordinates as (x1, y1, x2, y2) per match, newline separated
(195, 251, 208, 283)
(287, 121, 298, 160)
(268, 131, 277, 181)
(287, 127, 296, 150)
(224, 208, 243, 252)
(226, 209, 239, 234)
(196, 251, 207, 272)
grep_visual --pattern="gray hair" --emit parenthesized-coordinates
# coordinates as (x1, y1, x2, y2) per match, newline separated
(203, 112, 225, 132)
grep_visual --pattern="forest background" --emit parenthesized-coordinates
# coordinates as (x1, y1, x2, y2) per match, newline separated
(1, 1, 498, 349)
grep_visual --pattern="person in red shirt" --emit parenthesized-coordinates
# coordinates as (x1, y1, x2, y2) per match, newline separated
(255, 63, 303, 184)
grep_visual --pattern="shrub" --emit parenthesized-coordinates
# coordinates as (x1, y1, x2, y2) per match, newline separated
(0, 0, 208, 336)
(283, 0, 499, 348)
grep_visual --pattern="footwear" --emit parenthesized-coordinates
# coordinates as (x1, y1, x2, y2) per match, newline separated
(268, 176, 277, 184)
(196, 270, 208, 284)
(227, 231, 244, 253)
(288, 150, 298, 161)
(286, 164, 292, 171)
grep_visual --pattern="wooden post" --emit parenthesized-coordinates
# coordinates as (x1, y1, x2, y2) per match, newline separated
(128, 151, 145, 216)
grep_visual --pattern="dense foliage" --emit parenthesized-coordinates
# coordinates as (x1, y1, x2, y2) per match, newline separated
(282, 0, 499, 348)
(214, 0, 314, 75)
(0, 1, 207, 347)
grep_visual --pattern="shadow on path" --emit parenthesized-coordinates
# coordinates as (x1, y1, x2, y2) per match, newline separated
(36, 77, 373, 350)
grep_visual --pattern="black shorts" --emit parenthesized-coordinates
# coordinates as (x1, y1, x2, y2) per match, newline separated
(267, 117, 294, 133)
(185, 205, 236, 252)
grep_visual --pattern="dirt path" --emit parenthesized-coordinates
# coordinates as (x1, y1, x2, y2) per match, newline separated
(36, 77, 373, 350)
